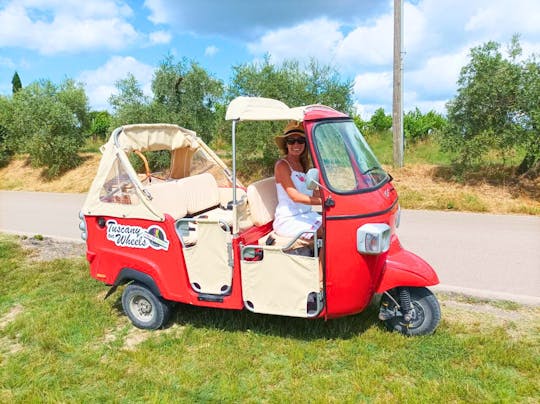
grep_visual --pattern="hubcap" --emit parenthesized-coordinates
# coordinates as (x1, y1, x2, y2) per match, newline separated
(129, 295, 154, 322)
(406, 302, 425, 329)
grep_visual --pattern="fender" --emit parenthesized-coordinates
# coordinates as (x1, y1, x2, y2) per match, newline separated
(104, 268, 162, 299)
(376, 243, 439, 293)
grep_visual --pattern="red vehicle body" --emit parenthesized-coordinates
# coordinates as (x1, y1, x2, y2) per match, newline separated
(81, 97, 441, 335)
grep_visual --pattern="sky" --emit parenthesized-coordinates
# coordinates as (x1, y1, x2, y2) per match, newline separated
(1, 0, 539, 118)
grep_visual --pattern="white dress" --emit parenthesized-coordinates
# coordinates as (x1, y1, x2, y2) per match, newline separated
(273, 160, 322, 239)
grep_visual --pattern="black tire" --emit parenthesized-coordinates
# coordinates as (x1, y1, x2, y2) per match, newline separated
(121, 283, 171, 330)
(381, 287, 441, 336)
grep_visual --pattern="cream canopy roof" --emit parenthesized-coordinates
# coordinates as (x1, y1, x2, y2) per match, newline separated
(225, 96, 308, 122)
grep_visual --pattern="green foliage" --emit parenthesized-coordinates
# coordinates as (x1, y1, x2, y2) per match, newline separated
(88, 110, 112, 141)
(517, 56, 540, 175)
(11, 71, 22, 94)
(5, 79, 89, 177)
(368, 108, 392, 133)
(109, 74, 152, 127)
(227, 56, 354, 176)
(404, 108, 447, 143)
(353, 114, 369, 134)
(442, 36, 540, 173)
(150, 55, 224, 143)
(109, 56, 224, 145)
(0, 96, 14, 167)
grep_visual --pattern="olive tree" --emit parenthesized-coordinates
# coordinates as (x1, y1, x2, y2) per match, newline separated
(442, 36, 540, 174)
(7, 79, 89, 177)
(227, 56, 354, 176)
(150, 55, 224, 143)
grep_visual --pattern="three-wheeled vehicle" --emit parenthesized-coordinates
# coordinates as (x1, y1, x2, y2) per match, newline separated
(80, 97, 441, 335)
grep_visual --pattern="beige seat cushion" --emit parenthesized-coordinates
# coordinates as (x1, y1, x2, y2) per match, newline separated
(146, 180, 188, 219)
(246, 177, 278, 226)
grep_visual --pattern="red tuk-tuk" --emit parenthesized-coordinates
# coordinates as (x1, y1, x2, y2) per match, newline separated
(80, 97, 441, 336)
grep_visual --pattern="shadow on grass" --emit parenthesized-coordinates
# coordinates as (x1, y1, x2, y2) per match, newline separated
(111, 296, 382, 341)
(432, 164, 540, 201)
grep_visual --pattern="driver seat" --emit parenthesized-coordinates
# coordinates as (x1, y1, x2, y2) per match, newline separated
(246, 177, 314, 253)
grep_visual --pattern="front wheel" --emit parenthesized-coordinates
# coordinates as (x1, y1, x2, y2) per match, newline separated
(380, 287, 441, 336)
(121, 283, 171, 330)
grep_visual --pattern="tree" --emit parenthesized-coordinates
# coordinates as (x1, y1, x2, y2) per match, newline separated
(88, 110, 112, 141)
(369, 108, 392, 133)
(227, 56, 353, 176)
(0, 96, 14, 167)
(6, 79, 89, 177)
(442, 36, 539, 173)
(403, 108, 447, 143)
(109, 73, 152, 127)
(517, 56, 540, 175)
(150, 55, 224, 143)
(11, 71, 22, 94)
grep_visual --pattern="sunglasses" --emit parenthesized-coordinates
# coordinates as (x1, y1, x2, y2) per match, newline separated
(286, 137, 306, 145)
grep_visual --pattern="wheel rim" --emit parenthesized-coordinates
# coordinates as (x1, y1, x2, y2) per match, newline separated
(404, 301, 425, 330)
(129, 295, 154, 323)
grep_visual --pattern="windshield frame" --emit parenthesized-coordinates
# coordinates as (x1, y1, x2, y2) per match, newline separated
(311, 118, 390, 195)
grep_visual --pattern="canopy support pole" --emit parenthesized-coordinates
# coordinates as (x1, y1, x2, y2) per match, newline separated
(232, 119, 238, 205)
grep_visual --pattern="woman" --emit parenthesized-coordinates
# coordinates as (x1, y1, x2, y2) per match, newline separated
(273, 120, 323, 240)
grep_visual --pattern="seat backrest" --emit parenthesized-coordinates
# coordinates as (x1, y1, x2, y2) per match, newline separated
(147, 172, 220, 219)
(246, 177, 278, 226)
(146, 180, 188, 219)
(180, 172, 220, 215)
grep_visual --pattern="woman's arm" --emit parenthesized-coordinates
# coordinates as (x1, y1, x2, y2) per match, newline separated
(274, 160, 322, 205)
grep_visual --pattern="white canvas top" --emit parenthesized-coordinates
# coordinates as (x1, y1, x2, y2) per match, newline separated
(225, 96, 306, 122)
(113, 123, 198, 152)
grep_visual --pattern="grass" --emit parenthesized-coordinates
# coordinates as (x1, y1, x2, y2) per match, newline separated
(0, 234, 539, 402)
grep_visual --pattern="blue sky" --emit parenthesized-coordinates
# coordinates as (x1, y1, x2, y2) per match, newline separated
(1, 0, 539, 118)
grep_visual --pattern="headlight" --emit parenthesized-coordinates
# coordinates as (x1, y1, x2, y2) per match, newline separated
(356, 223, 391, 255)
(79, 211, 87, 241)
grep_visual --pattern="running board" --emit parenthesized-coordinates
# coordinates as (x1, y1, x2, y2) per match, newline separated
(197, 293, 225, 303)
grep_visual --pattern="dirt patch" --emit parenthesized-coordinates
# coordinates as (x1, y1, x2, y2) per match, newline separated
(440, 297, 540, 341)
(0, 304, 23, 330)
(123, 327, 151, 351)
(20, 237, 86, 262)
(0, 336, 23, 355)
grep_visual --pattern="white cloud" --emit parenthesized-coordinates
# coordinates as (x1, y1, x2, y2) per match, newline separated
(0, 57, 15, 69)
(149, 30, 172, 45)
(353, 71, 393, 105)
(78, 56, 154, 110)
(406, 48, 469, 100)
(248, 18, 343, 65)
(465, 0, 540, 38)
(336, 12, 393, 68)
(0, 1, 138, 54)
(204, 45, 218, 57)
(143, 0, 386, 39)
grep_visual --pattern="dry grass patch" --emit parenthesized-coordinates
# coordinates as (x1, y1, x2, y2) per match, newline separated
(0, 304, 23, 330)
(0, 153, 99, 193)
(389, 164, 540, 215)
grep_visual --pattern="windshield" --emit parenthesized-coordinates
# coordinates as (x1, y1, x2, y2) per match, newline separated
(313, 120, 388, 193)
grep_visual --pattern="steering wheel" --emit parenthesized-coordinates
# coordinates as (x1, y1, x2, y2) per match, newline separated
(133, 150, 167, 183)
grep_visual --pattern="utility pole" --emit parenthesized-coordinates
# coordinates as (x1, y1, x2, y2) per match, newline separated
(392, 0, 404, 168)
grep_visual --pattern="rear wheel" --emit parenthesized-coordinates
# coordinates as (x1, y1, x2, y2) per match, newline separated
(121, 283, 171, 330)
(381, 287, 440, 336)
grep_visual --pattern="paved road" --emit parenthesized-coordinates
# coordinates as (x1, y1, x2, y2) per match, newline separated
(1, 190, 539, 304)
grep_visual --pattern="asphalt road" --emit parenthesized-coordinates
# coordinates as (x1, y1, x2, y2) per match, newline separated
(1, 190, 539, 304)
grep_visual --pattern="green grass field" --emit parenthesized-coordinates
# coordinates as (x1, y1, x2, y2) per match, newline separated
(0, 234, 538, 402)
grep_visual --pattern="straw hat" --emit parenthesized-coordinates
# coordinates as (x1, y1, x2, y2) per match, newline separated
(274, 120, 305, 153)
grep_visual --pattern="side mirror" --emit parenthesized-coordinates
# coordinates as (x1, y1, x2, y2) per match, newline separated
(306, 168, 320, 191)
